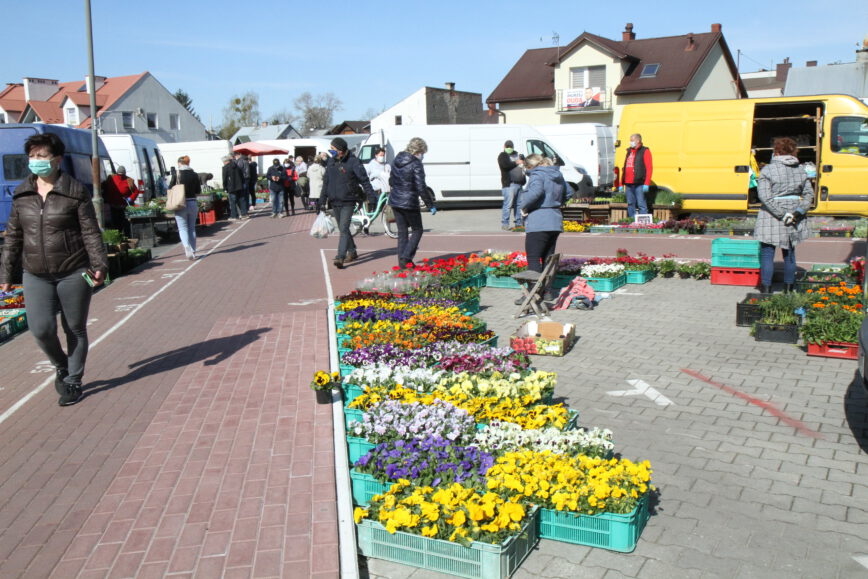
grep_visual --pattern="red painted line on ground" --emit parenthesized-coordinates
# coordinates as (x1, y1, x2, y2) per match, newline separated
(680, 368, 824, 439)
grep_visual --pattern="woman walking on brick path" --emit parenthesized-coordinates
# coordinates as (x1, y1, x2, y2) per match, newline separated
(388, 137, 437, 269)
(0, 132, 108, 406)
(169, 155, 202, 260)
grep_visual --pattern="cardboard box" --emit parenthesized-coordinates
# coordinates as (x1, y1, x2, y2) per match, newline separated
(510, 321, 575, 356)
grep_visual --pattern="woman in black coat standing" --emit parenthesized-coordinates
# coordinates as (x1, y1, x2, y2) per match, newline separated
(388, 137, 437, 268)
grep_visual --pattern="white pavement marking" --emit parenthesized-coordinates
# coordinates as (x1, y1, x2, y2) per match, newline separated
(0, 221, 250, 426)
(607, 379, 674, 407)
(854, 555, 868, 570)
(287, 298, 329, 306)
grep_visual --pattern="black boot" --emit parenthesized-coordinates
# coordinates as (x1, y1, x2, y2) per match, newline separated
(760, 284, 772, 294)
(784, 283, 795, 293)
(55, 368, 69, 395)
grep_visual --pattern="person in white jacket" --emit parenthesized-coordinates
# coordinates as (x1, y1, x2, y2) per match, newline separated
(365, 147, 390, 211)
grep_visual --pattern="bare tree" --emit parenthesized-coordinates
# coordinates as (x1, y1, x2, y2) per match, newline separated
(362, 107, 384, 121)
(294, 92, 343, 134)
(219, 91, 261, 140)
(268, 108, 299, 126)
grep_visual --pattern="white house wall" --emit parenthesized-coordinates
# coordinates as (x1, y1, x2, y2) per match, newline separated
(683, 44, 741, 101)
(370, 88, 428, 133)
(498, 101, 558, 125)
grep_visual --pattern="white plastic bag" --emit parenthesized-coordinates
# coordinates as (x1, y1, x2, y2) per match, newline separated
(310, 211, 332, 238)
(325, 213, 338, 235)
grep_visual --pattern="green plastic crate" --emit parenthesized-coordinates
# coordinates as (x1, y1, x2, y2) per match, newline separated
(0, 318, 15, 342)
(345, 408, 365, 429)
(349, 469, 389, 506)
(811, 263, 846, 272)
(342, 383, 363, 407)
(711, 238, 761, 268)
(539, 494, 649, 552)
(339, 362, 356, 377)
(485, 274, 521, 289)
(449, 273, 487, 289)
(357, 509, 539, 579)
(585, 274, 626, 292)
(625, 270, 656, 284)
(459, 298, 481, 315)
(347, 436, 375, 464)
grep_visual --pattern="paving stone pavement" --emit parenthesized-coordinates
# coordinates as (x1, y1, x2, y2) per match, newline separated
(365, 276, 868, 578)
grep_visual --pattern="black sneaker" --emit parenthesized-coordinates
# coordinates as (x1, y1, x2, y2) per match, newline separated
(333, 258, 345, 269)
(345, 252, 358, 264)
(58, 383, 82, 406)
(55, 369, 69, 395)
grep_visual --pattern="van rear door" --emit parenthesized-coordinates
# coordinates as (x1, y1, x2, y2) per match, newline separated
(0, 126, 39, 231)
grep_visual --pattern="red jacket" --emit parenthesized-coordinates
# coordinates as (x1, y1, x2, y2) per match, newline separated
(103, 174, 139, 207)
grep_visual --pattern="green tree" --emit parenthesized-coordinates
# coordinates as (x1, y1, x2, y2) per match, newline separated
(220, 91, 261, 140)
(173, 89, 200, 121)
(294, 92, 343, 134)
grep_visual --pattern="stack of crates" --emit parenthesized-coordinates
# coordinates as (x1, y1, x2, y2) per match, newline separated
(710, 238, 761, 286)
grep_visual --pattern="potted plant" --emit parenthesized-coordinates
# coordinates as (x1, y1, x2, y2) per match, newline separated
(802, 304, 863, 359)
(609, 192, 628, 222)
(652, 190, 683, 222)
(310, 370, 340, 404)
(101, 229, 124, 253)
(752, 292, 810, 343)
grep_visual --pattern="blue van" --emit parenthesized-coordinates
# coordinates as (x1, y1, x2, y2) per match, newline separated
(0, 124, 114, 231)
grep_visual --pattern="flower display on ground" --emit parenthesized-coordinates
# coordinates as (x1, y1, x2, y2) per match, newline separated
(474, 422, 614, 459)
(348, 400, 477, 444)
(344, 365, 445, 392)
(580, 263, 626, 279)
(801, 283, 865, 344)
(353, 480, 529, 545)
(434, 370, 557, 401)
(485, 450, 653, 515)
(310, 370, 340, 391)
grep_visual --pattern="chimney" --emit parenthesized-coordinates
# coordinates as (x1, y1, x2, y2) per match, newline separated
(858, 35, 868, 63)
(445, 82, 455, 91)
(775, 58, 792, 82)
(22, 77, 59, 102)
(685, 33, 696, 51)
(85, 75, 106, 93)
(806, 61, 818, 67)
(622, 23, 635, 42)
(711, 23, 722, 33)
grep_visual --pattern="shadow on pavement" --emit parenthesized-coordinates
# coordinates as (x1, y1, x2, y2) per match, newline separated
(82, 328, 271, 399)
(844, 371, 868, 452)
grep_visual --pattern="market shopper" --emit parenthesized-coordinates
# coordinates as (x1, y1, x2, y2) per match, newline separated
(266, 159, 285, 217)
(169, 155, 202, 259)
(320, 137, 375, 269)
(621, 133, 653, 218)
(754, 137, 814, 293)
(102, 165, 138, 237)
(307, 154, 326, 209)
(520, 154, 567, 273)
(221, 154, 248, 220)
(388, 137, 437, 269)
(497, 140, 523, 230)
(0, 132, 108, 406)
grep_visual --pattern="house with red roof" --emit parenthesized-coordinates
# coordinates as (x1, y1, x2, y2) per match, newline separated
(487, 23, 747, 128)
(0, 72, 207, 143)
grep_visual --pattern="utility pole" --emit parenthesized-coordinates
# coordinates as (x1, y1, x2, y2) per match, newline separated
(85, 0, 104, 229)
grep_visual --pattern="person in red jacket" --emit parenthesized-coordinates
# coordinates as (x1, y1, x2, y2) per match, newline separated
(620, 134, 653, 219)
(102, 166, 139, 236)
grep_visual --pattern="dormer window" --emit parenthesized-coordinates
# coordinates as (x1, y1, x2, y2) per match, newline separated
(66, 106, 79, 124)
(640, 64, 660, 78)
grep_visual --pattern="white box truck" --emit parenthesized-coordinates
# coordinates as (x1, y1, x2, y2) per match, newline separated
(158, 140, 232, 189)
(357, 124, 594, 206)
(534, 123, 615, 193)
(99, 134, 168, 202)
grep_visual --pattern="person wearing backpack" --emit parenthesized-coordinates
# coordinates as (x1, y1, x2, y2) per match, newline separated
(282, 159, 298, 216)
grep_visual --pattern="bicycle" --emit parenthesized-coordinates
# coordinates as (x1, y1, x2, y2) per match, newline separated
(349, 190, 398, 238)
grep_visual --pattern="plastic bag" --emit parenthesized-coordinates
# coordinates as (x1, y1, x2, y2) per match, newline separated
(310, 211, 332, 238)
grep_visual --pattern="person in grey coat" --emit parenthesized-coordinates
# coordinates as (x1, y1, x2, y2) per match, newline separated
(520, 154, 567, 273)
(753, 137, 814, 293)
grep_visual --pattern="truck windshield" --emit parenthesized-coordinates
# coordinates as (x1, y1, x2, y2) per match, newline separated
(831, 117, 868, 157)
(2, 154, 29, 181)
(526, 140, 564, 166)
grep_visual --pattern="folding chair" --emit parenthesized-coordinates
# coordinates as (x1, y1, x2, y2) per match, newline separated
(512, 253, 561, 318)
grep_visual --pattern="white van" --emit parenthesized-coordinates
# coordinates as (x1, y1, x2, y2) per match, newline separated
(255, 136, 368, 169)
(534, 123, 615, 193)
(158, 140, 232, 189)
(357, 124, 594, 206)
(100, 134, 168, 202)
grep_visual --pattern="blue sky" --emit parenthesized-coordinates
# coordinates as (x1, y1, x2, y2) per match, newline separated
(4, 1, 866, 131)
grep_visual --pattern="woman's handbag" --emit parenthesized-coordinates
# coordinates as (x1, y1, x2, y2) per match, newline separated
(166, 184, 186, 211)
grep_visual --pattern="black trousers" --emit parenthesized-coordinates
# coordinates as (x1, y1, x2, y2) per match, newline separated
(525, 231, 560, 273)
(393, 207, 424, 265)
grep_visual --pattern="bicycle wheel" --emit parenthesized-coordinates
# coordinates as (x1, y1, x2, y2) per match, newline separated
(382, 205, 398, 238)
(349, 217, 363, 237)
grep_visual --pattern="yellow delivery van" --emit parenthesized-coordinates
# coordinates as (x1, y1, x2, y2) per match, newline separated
(616, 94, 868, 216)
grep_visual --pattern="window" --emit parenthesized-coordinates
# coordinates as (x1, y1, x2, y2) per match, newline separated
(640, 64, 660, 78)
(526, 140, 565, 166)
(122, 112, 134, 129)
(146, 113, 158, 129)
(395, 115, 402, 125)
(570, 66, 606, 90)
(831, 116, 868, 156)
(66, 107, 79, 125)
(0, 112, 6, 124)
(169, 113, 180, 131)
(3, 154, 30, 180)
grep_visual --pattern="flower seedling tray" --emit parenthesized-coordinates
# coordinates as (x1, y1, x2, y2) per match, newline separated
(347, 436, 375, 465)
(589, 225, 615, 233)
(585, 274, 626, 292)
(806, 341, 858, 360)
(811, 263, 847, 272)
(357, 509, 539, 579)
(344, 407, 365, 429)
(736, 293, 769, 327)
(485, 274, 521, 289)
(625, 270, 656, 284)
(794, 271, 853, 292)
(710, 267, 761, 286)
(459, 298, 481, 315)
(539, 494, 649, 552)
(449, 273, 487, 289)
(342, 383, 364, 407)
(818, 228, 853, 237)
(349, 469, 389, 506)
(339, 362, 356, 376)
(754, 323, 800, 344)
(509, 321, 576, 357)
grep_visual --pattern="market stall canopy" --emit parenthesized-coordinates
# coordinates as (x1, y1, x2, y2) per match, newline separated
(232, 142, 289, 156)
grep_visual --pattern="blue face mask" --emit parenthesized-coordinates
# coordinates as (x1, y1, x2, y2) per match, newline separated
(328, 149, 338, 158)
(29, 158, 54, 177)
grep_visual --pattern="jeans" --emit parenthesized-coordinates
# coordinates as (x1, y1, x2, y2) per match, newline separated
(228, 192, 248, 218)
(24, 268, 92, 385)
(269, 190, 283, 215)
(393, 207, 425, 265)
(501, 184, 523, 227)
(334, 204, 357, 260)
(173, 198, 198, 256)
(625, 184, 648, 218)
(525, 231, 560, 273)
(760, 243, 796, 286)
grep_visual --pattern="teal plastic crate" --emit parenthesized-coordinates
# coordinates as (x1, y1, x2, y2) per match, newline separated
(625, 270, 656, 284)
(539, 494, 649, 552)
(357, 508, 539, 579)
(345, 407, 365, 429)
(349, 469, 389, 506)
(339, 362, 356, 377)
(711, 238, 760, 269)
(710, 254, 761, 268)
(449, 272, 487, 289)
(0, 318, 15, 342)
(585, 274, 626, 292)
(481, 335, 498, 348)
(486, 274, 521, 289)
(342, 383, 363, 407)
(811, 263, 846, 272)
(347, 436, 375, 464)
(459, 298, 481, 315)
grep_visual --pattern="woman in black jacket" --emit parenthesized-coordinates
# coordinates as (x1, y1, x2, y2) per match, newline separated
(0, 132, 108, 406)
(388, 137, 437, 268)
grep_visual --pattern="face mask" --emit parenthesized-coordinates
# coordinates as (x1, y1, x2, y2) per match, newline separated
(29, 158, 54, 177)
(284, 163, 290, 168)
(416, 154, 424, 161)
(328, 149, 338, 158)
(376, 156, 385, 163)
(630, 141, 639, 148)
(504, 148, 514, 154)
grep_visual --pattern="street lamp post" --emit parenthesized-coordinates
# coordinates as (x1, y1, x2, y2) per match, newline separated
(84, 0, 104, 229)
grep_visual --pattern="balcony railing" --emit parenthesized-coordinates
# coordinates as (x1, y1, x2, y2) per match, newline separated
(556, 89, 612, 113)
